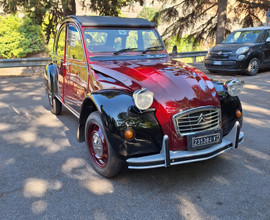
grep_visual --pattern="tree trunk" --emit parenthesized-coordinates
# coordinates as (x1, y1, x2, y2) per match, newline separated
(62, 0, 76, 16)
(216, 0, 227, 44)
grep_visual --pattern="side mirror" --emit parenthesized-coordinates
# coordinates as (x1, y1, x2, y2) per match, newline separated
(266, 37, 270, 43)
(172, 45, 177, 57)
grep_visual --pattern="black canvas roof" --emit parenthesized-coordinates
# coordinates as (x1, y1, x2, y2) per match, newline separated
(66, 15, 156, 28)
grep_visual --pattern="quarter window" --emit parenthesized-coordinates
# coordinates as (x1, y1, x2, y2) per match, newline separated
(66, 25, 85, 62)
(56, 26, 66, 57)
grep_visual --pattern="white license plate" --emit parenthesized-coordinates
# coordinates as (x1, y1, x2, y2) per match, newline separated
(213, 61, 222, 65)
(192, 133, 220, 148)
(187, 129, 222, 151)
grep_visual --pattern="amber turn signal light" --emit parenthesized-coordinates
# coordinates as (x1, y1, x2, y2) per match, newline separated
(236, 110, 242, 118)
(125, 129, 134, 140)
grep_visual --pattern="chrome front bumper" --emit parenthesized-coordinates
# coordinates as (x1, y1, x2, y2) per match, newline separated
(127, 121, 244, 169)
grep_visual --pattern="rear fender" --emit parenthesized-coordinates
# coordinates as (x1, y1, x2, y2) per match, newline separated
(44, 63, 58, 96)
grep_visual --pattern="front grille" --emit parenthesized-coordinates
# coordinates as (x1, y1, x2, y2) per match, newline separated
(173, 107, 221, 137)
(211, 51, 232, 57)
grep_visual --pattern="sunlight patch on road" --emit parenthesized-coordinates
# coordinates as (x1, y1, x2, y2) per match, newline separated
(83, 177, 114, 195)
(242, 148, 270, 161)
(244, 165, 264, 175)
(1, 85, 18, 92)
(244, 116, 269, 127)
(62, 158, 93, 180)
(177, 196, 204, 220)
(40, 138, 71, 154)
(24, 178, 49, 198)
(0, 102, 10, 108)
(35, 114, 63, 128)
(244, 84, 261, 90)
(0, 123, 12, 131)
(93, 210, 108, 220)
(241, 102, 270, 116)
(212, 176, 229, 185)
(18, 128, 37, 143)
(23, 178, 62, 198)
(31, 200, 48, 214)
(61, 158, 114, 195)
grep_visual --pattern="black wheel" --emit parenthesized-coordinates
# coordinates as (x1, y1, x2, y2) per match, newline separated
(48, 94, 62, 115)
(85, 111, 123, 177)
(246, 58, 259, 76)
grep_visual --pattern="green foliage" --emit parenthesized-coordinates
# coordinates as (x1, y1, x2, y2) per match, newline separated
(0, 15, 46, 59)
(167, 35, 208, 63)
(167, 35, 202, 53)
(87, 0, 137, 17)
(137, 7, 160, 24)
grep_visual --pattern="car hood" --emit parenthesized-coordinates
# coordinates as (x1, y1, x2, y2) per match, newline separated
(91, 59, 221, 151)
(212, 43, 254, 51)
(91, 59, 220, 115)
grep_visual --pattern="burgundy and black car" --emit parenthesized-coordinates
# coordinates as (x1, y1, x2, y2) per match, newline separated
(44, 16, 244, 177)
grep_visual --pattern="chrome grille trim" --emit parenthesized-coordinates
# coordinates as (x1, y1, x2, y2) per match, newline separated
(173, 106, 221, 137)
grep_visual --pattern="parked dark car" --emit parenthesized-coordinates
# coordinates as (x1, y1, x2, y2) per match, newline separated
(44, 15, 244, 177)
(205, 26, 270, 76)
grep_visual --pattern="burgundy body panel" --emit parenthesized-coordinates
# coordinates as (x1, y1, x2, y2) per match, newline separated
(88, 58, 221, 151)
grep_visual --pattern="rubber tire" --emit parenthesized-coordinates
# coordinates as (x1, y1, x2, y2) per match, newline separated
(48, 94, 62, 115)
(85, 111, 123, 178)
(246, 58, 259, 76)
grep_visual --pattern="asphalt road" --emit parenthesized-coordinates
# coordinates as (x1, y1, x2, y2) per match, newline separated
(0, 65, 270, 219)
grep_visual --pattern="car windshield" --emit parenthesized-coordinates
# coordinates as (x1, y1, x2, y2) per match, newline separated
(83, 28, 163, 54)
(222, 30, 261, 44)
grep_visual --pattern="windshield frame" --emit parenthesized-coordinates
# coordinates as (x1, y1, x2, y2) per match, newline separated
(82, 27, 164, 54)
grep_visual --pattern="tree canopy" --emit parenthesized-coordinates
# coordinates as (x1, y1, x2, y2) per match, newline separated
(0, 0, 143, 43)
(153, 0, 270, 45)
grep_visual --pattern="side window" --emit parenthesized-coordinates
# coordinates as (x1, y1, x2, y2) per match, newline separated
(66, 25, 85, 62)
(266, 30, 270, 40)
(126, 31, 138, 48)
(56, 26, 66, 57)
(256, 31, 265, 43)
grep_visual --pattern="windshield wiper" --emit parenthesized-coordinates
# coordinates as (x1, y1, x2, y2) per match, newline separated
(114, 48, 138, 55)
(141, 46, 163, 54)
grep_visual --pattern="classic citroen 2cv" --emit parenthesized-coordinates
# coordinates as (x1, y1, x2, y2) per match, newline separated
(44, 16, 244, 177)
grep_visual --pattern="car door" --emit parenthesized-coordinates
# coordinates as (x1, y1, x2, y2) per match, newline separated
(263, 30, 270, 63)
(53, 24, 67, 100)
(64, 24, 88, 114)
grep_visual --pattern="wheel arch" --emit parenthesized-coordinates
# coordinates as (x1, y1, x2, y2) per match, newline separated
(77, 89, 164, 157)
(211, 79, 243, 136)
(44, 63, 58, 97)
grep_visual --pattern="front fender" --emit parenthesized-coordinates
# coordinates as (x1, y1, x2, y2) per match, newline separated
(211, 80, 243, 136)
(44, 63, 58, 96)
(81, 90, 164, 157)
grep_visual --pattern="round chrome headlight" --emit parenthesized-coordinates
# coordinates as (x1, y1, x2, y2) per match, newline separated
(225, 78, 244, 96)
(236, 47, 249, 55)
(133, 88, 154, 110)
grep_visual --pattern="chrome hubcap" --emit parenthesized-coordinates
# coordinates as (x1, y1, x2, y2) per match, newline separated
(92, 133, 103, 157)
